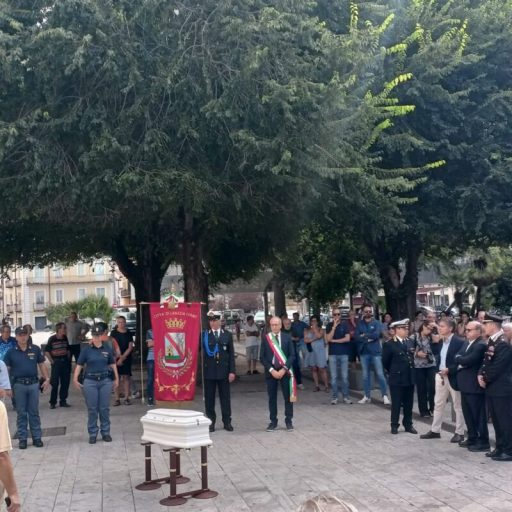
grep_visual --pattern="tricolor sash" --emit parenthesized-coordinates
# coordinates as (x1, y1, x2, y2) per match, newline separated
(266, 333, 297, 403)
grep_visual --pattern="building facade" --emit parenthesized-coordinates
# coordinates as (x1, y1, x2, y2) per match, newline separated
(1, 261, 120, 330)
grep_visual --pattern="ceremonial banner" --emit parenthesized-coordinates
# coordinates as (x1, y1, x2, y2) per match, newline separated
(150, 302, 201, 401)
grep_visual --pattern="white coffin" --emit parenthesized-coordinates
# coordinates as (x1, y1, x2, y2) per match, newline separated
(140, 409, 213, 449)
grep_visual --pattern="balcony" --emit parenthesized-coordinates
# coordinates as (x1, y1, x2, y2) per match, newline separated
(27, 277, 48, 285)
(33, 302, 48, 311)
(120, 288, 131, 298)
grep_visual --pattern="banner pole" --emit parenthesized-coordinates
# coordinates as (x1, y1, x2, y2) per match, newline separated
(200, 313, 206, 404)
(139, 302, 145, 405)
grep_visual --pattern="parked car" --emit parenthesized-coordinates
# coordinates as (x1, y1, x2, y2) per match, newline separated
(112, 307, 137, 332)
(254, 311, 266, 329)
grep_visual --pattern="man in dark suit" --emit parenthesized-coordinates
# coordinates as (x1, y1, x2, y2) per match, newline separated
(382, 319, 417, 435)
(478, 313, 512, 461)
(421, 318, 466, 443)
(455, 321, 489, 451)
(260, 316, 296, 431)
(203, 311, 236, 432)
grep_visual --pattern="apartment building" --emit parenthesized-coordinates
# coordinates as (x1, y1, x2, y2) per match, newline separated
(1, 261, 121, 330)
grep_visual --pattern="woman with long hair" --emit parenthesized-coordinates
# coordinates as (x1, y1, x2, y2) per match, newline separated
(304, 316, 329, 392)
(410, 321, 437, 417)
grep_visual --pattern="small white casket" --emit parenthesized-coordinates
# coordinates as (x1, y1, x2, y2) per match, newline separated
(141, 409, 212, 449)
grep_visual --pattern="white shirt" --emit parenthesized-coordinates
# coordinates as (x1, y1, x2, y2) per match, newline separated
(244, 322, 260, 348)
(490, 330, 504, 342)
(439, 334, 453, 370)
(0, 360, 11, 390)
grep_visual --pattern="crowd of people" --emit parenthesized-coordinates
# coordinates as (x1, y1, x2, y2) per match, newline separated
(222, 306, 512, 462)
(0, 313, 135, 450)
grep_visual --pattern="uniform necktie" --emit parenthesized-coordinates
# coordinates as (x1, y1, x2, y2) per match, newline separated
(214, 330, 219, 340)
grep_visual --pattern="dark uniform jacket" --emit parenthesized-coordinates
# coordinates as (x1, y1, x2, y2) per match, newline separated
(260, 331, 295, 377)
(382, 337, 415, 387)
(479, 333, 512, 397)
(203, 329, 236, 380)
(455, 338, 487, 394)
(434, 335, 465, 390)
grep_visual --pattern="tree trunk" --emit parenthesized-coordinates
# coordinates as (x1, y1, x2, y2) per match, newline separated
(471, 286, 482, 316)
(179, 213, 209, 323)
(263, 280, 272, 320)
(371, 240, 421, 321)
(111, 237, 170, 356)
(272, 277, 286, 317)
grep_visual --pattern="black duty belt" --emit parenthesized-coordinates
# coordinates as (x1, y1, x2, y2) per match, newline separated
(14, 377, 39, 385)
(84, 372, 110, 381)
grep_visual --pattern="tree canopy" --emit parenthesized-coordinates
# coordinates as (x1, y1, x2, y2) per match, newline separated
(1, 0, 511, 319)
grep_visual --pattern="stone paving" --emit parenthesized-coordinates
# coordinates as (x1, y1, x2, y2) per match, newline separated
(7, 351, 512, 512)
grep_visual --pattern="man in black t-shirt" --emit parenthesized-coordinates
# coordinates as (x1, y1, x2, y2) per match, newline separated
(45, 322, 71, 409)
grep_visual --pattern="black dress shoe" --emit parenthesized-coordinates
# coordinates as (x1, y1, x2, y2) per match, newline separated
(492, 452, 512, 461)
(286, 422, 294, 432)
(33, 439, 44, 448)
(391, 427, 398, 435)
(468, 444, 491, 452)
(266, 423, 277, 432)
(50, 404, 56, 409)
(458, 439, 472, 447)
(486, 449, 502, 458)
(102, 434, 112, 442)
(60, 402, 71, 408)
(89, 436, 97, 444)
(451, 433, 464, 444)
(404, 426, 418, 434)
(420, 431, 441, 439)
(209, 425, 215, 433)
(18, 440, 27, 449)
(223, 423, 234, 432)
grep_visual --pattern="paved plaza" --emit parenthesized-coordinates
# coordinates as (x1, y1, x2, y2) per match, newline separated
(7, 352, 512, 512)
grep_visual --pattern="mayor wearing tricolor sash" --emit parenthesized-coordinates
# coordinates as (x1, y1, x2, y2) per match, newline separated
(260, 316, 297, 432)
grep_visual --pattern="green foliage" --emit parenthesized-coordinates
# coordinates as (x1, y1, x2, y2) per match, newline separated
(45, 295, 113, 325)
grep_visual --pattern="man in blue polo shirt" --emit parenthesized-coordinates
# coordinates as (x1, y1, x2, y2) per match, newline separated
(0, 325, 16, 361)
(4, 326, 50, 449)
(326, 308, 353, 404)
(354, 304, 390, 405)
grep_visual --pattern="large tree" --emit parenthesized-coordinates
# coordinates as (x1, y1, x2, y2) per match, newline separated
(357, 0, 512, 319)
(0, 0, 424, 316)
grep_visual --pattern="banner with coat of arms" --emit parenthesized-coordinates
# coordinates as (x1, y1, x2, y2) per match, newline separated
(149, 302, 201, 401)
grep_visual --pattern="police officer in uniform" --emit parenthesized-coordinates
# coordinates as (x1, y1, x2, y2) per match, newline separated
(3, 326, 50, 449)
(382, 319, 417, 435)
(203, 311, 236, 432)
(478, 313, 512, 461)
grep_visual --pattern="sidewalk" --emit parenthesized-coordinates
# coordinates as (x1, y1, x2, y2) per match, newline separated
(7, 353, 512, 512)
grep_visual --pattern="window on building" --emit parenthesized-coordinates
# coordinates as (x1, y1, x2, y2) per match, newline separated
(54, 265, 63, 278)
(96, 287, 106, 297)
(94, 261, 104, 275)
(55, 289, 63, 304)
(76, 263, 85, 276)
(35, 290, 45, 305)
(33, 267, 45, 280)
(77, 288, 86, 300)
